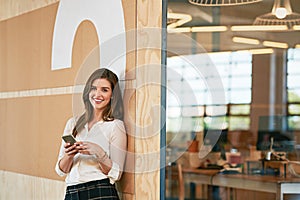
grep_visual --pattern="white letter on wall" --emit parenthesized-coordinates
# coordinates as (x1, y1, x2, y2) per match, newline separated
(51, 0, 126, 78)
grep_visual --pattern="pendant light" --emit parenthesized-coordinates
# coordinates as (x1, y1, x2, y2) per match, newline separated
(253, 0, 300, 29)
(188, 0, 262, 6)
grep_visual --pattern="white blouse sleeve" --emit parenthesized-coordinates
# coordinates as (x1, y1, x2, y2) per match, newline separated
(55, 117, 76, 177)
(107, 120, 127, 184)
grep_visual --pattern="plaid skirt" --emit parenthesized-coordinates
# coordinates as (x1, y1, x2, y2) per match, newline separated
(65, 179, 120, 200)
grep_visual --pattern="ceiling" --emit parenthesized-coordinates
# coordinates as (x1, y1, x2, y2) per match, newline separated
(167, 0, 300, 56)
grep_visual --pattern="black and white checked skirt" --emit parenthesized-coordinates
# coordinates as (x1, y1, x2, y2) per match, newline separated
(65, 179, 120, 200)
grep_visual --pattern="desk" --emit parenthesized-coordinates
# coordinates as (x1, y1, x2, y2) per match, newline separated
(183, 168, 300, 200)
(246, 159, 288, 177)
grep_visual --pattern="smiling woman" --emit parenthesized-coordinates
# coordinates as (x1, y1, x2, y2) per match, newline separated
(55, 68, 127, 200)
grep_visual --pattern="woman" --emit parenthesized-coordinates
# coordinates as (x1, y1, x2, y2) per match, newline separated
(55, 68, 127, 200)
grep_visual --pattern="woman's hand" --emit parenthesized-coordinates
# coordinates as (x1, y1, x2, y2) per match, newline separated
(59, 143, 80, 173)
(75, 141, 112, 174)
(75, 141, 105, 157)
(64, 143, 79, 157)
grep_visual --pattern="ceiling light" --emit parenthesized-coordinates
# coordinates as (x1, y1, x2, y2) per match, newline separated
(249, 48, 274, 54)
(188, 0, 262, 6)
(231, 25, 288, 31)
(167, 27, 191, 33)
(293, 25, 300, 30)
(167, 12, 192, 29)
(253, 0, 300, 29)
(191, 26, 228, 32)
(263, 41, 288, 49)
(167, 26, 228, 33)
(275, 7, 287, 19)
(232, 37, 260, 45)
(237, 48, 274, 55)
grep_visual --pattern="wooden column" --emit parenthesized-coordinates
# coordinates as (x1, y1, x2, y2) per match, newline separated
(134, 0, 163, 199)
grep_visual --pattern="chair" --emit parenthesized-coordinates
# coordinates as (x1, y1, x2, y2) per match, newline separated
(166, 163, 185, 200)
(177, 163, 184, 200)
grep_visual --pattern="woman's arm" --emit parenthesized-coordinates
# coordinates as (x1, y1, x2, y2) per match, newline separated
(55, 117, 77, 176)
(107, 120, 127, 180)
(58, 143, 79, 173)
(94, 148, 113, 174)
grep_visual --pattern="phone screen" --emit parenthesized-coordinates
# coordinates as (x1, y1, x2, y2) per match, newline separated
(62, 134, 77, 145)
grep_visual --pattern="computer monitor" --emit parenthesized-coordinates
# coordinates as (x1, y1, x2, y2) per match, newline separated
(203, 129, 228, 152)
(256, 130, 294, 152)
(257, 115, 295, 152)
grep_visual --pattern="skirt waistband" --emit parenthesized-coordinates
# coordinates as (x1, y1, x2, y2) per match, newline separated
(67, 179, 110, 190)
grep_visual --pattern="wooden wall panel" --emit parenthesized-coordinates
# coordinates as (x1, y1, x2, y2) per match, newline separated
(135, 0, 162, 199)
(123, 0, 137, 79)
(0, 170, 65, 200)
(0, 22, 7, 91)
(117, 84, 136, 195)
(1, 3, 101, 92)
(38, 95, 73, 179)
(0, 100, 7, 167)
(0, 95, 72, 180)
(0, 0, 58, 21)
(5, 12, 43, 91)
(3, 97, 40, 172)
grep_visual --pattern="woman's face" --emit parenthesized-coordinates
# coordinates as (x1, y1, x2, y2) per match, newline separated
(89, 78, 113, 113)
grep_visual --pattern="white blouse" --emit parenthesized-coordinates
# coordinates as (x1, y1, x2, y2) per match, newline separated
(55, 117, 127, 186)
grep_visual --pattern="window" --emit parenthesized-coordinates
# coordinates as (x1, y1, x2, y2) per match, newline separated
(167, 51, 252, 135)
(287, 48, 300, 130)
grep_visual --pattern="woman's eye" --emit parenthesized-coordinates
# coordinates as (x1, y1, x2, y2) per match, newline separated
(91, 86, 97, 90)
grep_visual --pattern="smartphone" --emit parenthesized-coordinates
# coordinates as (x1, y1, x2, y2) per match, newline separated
(62, 134, 77, 145)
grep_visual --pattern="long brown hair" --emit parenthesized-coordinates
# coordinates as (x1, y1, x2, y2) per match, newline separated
(72, 68, 124, 137)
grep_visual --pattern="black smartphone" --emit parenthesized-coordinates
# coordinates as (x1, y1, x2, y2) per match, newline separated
(62, 134, 77, 145)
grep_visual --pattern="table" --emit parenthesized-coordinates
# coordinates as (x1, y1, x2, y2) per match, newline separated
(246, 159, 288, 177)
(182, 168, 300, 200)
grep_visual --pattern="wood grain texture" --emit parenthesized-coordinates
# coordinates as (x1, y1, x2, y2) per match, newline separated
(0, 170, 65, 200)
(0, 3, 83, 92)
(117, 81, 136, 195)
(0, 0, 59, 21)
(122, 0, 137, 80)
(0, 95, 72, 180)
(135, 0, 162, 199)
(121, 193, 135, 200)
(114, 0, 137, 196)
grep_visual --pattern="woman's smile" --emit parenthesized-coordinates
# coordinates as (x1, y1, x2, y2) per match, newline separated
(92, 97, 104, 104)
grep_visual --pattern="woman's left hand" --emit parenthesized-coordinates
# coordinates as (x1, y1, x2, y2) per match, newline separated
(75, 141, 105, 157)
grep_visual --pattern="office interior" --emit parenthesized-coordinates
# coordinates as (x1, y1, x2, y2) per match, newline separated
(165, 0, 300, 199)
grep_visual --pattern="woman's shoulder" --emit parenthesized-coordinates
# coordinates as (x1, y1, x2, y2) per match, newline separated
(105, 119, 124, 126)
(113, 118, 124, 124)
(65, 116, 80, 127)
(66, 116, 79, 123)
(106, 119, 125, 131)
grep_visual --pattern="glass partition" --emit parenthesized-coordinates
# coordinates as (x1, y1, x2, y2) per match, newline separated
(166, 0, 300, 199)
